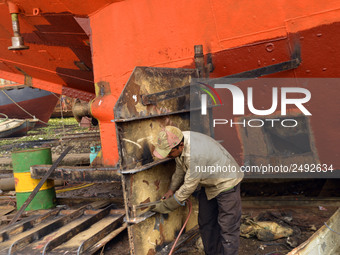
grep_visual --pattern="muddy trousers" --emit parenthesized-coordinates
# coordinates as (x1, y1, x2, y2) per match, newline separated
(198, 184, 242, 255)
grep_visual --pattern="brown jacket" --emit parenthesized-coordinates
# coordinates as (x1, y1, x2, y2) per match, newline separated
(170, 131, 243, 202)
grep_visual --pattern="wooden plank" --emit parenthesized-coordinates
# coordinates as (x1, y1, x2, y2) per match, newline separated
(31, 165, 120, 183)
(84, 223, 127, 255)
(48, 214, 125, 254)
(0, 207, 62, 242)
(0, 205, 15, 217)
(41, 205, 115, 254)
(77, 214, 124, 254)
(7, 204, 87, 254)
(57, 197, 124, 207)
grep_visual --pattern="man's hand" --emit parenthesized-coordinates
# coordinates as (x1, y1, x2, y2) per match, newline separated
(152, 195, 182, 214)
(162, 189, 174, 200)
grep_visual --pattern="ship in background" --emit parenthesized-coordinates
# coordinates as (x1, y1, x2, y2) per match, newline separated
(0, 79, 59, 126)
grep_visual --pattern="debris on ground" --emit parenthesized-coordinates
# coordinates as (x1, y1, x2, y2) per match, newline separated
(0, 118, 339, 254)
(239, 206, 338, 255)
(241, 218, 293, 241)
(318, 205, 327, 211)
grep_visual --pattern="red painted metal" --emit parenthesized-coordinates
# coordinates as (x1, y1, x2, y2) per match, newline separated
(2, 0, 122, 16)
(88, 1, 340, 166)
(7, 1, 19, 14)
(0, 4, 95, 98)
(0, 0, 338, 167)
(91, 82, 117, 166)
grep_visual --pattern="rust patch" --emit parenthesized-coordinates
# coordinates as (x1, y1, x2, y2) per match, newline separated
(154, 180, 160, 191)
(158, 221, 166, 245)
(96, 81, 111, 96)
(140, 197, 151, 211)
(141, 197, 151, 204)
(35, 232, 58, 249)
(147, 249, 156, 255)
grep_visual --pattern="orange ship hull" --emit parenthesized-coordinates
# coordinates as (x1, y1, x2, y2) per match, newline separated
(0, 0, 338, 168)
(0, 1, 339, 254)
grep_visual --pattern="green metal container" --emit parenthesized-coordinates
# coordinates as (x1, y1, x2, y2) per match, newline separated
(12, 148, 56, 211)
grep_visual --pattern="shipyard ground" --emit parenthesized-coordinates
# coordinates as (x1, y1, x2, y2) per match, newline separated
(0, 118, 339, 254)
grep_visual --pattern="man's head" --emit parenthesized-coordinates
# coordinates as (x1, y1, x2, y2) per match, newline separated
(153, 126, 184, 159)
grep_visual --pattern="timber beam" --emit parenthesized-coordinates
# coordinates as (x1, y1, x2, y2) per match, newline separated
(30, 165, 120, 183)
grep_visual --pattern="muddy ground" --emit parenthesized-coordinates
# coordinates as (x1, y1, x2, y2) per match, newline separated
(0, 117, 101, 171)
(54, 183, 338, 255)
(1, 180, 338, 255)
(0, 118, 339, 254)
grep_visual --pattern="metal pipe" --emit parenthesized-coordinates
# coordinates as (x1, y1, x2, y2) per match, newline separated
(7, 2, 29, 50)
(194, 45, 214, 78)
(72, 99, 92, 123)
(194, 45, 205, 78)
(0, 177, 15, 191)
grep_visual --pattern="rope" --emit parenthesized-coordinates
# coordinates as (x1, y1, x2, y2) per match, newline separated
(57, 94, 66, 139)
(51, 92, 60, 99)
(1, 90, 48, 125)
(0, 113, 8, 123)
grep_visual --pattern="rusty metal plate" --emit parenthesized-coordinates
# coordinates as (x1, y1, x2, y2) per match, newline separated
(114, 66, 196, 121)
(115, 66, 210, 254)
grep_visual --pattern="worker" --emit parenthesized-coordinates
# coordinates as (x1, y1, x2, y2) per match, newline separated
(152, 126, 244, 255)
